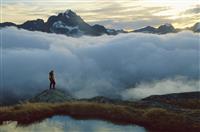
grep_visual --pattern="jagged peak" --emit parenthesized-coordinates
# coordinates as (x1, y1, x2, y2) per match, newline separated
(159, 23, 174, 28)
(64, 9, 74, 14)
(163, 23, 173, 27)
(60, 9, 77, 18)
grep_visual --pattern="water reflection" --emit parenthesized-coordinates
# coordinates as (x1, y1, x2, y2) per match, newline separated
(0, 116, 147, 132)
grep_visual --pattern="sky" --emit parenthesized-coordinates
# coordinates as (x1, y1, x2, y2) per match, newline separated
(1, 0, 200, 30)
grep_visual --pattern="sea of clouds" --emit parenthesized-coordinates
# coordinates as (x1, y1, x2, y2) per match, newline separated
(0, 27, 199, 103)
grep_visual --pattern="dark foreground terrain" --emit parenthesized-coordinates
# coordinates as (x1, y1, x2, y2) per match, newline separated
(0, 91, 199, 132)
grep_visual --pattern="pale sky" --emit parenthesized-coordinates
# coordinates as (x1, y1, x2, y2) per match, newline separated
(1, 0, 200, 30)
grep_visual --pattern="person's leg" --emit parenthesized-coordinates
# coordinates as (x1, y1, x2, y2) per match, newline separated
(50, 82, 52, 89)
(53, 81, 56, 89)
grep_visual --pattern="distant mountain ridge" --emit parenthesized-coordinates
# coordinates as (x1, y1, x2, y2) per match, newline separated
(0, 9, 199, 36)
(133, 23, 199, 34)
(0, 9, 123, 36)
(134, 23, 177, 34)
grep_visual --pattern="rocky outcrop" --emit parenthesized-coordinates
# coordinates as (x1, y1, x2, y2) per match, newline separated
(29, 89, 74, 103)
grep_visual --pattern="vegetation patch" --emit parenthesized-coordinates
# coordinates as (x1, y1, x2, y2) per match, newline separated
(0, 101, 199, 132)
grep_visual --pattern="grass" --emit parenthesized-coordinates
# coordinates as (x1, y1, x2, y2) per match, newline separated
(0, 101, 200, 132)
(161, 99, 200, 109)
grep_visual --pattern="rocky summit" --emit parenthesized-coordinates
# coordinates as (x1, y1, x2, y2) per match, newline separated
(29, 89, 74, 103)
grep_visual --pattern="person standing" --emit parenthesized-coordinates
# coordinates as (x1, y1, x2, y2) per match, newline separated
(49, 70, 56, 89)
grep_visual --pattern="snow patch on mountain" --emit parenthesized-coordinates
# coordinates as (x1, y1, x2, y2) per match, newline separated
(63, 9, 71, 18)
(163, 23, 173, 27)
(53, 21, 79, 31)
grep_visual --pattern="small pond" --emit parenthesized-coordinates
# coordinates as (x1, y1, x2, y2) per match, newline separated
(0, 116, 147, 132)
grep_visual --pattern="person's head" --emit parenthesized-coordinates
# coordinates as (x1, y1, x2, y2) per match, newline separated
(50, 70, 54, 74)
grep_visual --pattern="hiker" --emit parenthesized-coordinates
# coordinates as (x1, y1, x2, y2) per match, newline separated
(49, 70, 56, 89)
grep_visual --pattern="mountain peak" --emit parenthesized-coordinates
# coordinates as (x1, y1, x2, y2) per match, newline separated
(19, 19, 45, 31)
(191, 22, 200, 32)
(157, 23, 176, 34)
(163, 23, 173, 27)
(64, 9, 75, 15)
(62, 9, 77, 18)
(133, 26, 157, 33)
(158, 23, 174, 29)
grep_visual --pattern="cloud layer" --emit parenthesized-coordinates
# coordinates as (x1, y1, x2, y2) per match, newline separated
(122, 77, 199, 100)
(0, 27, 199, 103)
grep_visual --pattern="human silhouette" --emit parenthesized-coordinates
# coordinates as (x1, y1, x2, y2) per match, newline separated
(49, 70, 56, 89)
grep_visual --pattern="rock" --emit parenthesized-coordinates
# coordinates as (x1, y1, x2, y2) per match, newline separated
(29, 89, 74, 103)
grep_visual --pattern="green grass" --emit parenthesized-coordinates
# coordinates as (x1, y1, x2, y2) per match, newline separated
(0, 101, 199, 132)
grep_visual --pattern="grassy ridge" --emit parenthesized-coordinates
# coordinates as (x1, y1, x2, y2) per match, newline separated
(0, 101, 200, 132)
(156, 99, 200, 109)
